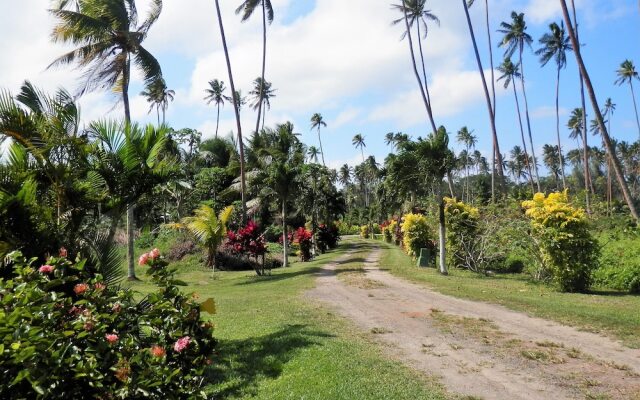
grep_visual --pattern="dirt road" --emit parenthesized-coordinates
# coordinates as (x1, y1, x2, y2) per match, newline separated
(307, 242, 640, 400)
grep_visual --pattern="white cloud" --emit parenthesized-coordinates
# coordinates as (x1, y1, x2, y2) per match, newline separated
(331, 107, 363, 129)
(531, 105, 568, 119)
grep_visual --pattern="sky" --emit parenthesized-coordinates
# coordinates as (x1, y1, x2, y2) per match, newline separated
(1, 0, 639, 173)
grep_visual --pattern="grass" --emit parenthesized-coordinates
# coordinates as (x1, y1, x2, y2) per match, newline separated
(127, 238, 451, 400)
(377, 239, 640, 348)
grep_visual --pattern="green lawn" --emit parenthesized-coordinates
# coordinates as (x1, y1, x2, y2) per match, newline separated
(377, 239, 640, 348)
(129, 239, 451, 399)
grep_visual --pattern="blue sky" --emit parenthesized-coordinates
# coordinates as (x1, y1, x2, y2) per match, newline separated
(1, 0, 639, 172)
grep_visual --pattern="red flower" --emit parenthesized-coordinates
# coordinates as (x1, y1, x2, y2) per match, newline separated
(59, 247, 68, 258)
(150, 345, 166, 358)
(38, 265, 54, 274)
(74, 283, 89, 295)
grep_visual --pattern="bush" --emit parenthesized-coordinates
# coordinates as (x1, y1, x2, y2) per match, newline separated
(401, 213, 434, 259)
(594, 231, 640, 293)
(360, 225, 370, 239)
(263, 224, 283, 243)
(295, 228, 313, 261)
(0, 249, 216, 399)
(522, 191, 599, 292)
(593, 263, 640, 293)
(167, 239, 197, 261)
(499, 255, 526, 274)
(444, 198, 480, 270)
(316, 223, 341, 253)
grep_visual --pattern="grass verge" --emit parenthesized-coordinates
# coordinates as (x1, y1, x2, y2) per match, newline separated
(377, 239, 640, 348)
(129, 239, 451, 399)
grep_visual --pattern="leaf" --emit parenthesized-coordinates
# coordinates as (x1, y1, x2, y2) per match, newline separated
(200, 298, 216, 315)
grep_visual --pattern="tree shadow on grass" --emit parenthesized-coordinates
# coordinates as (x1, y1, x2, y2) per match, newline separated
(204, 324, 334, 398)
(234, 267, 323, 286)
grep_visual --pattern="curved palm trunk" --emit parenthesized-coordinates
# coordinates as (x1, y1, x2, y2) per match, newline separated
(484, 0, 498, 200)
(571, 0, 591, 212)
(629, 81, 640, 141)
(215, 0, 247, 223)
(559, 0, 639, 222)
(555, 67, 567, 189)
(461, 0, 505, 201)
(401, 0, 437, 134)
(416, 23, 434, 112)
(122, 56, 138, 281)
(518, 46, 541, 192)
(317, 127, 326, 166)
(512, 84, 535, 193)
(282, 200, 289, 267)
(254, 1, 267, 137)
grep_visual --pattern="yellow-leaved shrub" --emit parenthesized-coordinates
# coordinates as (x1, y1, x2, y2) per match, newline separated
(401, 213, 434, 259)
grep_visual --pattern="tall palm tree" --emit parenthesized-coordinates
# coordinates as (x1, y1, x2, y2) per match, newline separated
(391, 0, 438, 133)
(307, 145, 321, 164)
(615, 60, 640, 140)
(509, 145, 527, 183)
(249, 77, 275, 130)
(499, 11, 540, 191)
(542, 144, 562, 188)
(236, 0, 274, 138)
(141, 78, 174, 125)
(50, 0, 164, 280)
(599, 98, 617, 210)
(536, 21, 572, 189)
(352, 134, 366, 162)
(461, 0, 505, 200)
(339, 164, 352, 187)
(497, 58, 535, 192)
(214, 0, 247, 223)
(204, 79, 227, 138)
(559, 0, 639, 222)
(568, 108, 584, 143)
(310, 113, 327, 166)
(456, 126, 476, 201)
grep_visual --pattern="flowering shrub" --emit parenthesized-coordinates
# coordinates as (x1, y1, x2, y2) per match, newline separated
(360, 225, 370, 239)
(225, 220, 268, 260)
(444, 198, 480, 270)
(401, 213, 434, 259)
(316, 223, 341, 253)
(522, 191, 599, 292)
(295, 227, 313, 261)
(381, 220, 397, 244)
(0, 249, 216, 398)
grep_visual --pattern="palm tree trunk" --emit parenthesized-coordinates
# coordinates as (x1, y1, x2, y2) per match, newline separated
(282, 200, 289, 268)
(254, 1, 267, 137)
(318, 127, 326, 166)
(215, 0, 247, 224)
(559, 0, 639, 222)
(512, 84, 535, 193)
(215, 105, 220, 138)
(630, 81, 640, 141)
(416, 23, 433, 111)
(461, 0, 504, 200)
(485, 0, 498, 202)
(401, 0, 437, 134)
(122, 55, 137, 281)
(519, 46, 541, 192)
(556, 67, 567, 189)
(571, 0, 591, 212)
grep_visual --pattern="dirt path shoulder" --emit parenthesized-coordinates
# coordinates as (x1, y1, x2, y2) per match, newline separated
(307, 242, 640, 400)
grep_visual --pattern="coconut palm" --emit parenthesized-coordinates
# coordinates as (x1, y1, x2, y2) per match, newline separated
(568, 108, 584, 143)
(536, 21, 572, 189)
(391, 0, 438, 133)
(204, 79, 227, 138)
(307, 146, 321, 164)
(249, 77, 276, 131)
(141, 78, 174, 125)
(214, 0, 247, 223)
(498, 11, 540, 191)
(310, 113, 327, 166)
(508, 145, 527, 183)
(352, 134, 366, 162)
(456, 126, 476, 201)
(226, 90, 247, 113)
(461, 0, 505, 199)
(50, 0, 164, 280)
(559, 0, 638, 221)
(497, 58, 535, 192)
(172, 205, 233, 271)
(542, 144, 562, 188)
(615, 60, 640, 140)
(236, 0, 274, 139)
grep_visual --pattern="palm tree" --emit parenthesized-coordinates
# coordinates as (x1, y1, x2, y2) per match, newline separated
(204, 79, 227, 138)
(307, 146, 321, 163)
(310, 113, 327, 166)
(497, 58, 535, 192)
(615, 60, 640, 140)
(461, 0, 505, 200)
(249, 77, 276, 131)
(456, 127, 476, 201)
(542, 144, 562, 188)
(385, 132, 395, 148)
(236, 0, 274, 138)
(214, 0, 247, 223)
(509, 145, 527, 183)
(559, 0, 639, 221)
(50, 0, 164, 280)
(141, 78, 173, 125)
(391, 0, 438, 133)
(226, 90, 247, 113)
(339, 164, 352, 187)
(172, 205, 233, 272)
(352, 134, 366, 162)
(568, 108, 584, 143)
(536, 21, 572, 189)
(498, 11, 540, 191)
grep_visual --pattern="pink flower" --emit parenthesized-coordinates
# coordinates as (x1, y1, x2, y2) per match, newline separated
(173, 336, 191, 353)
(59, 247, 68, 258)
(111, 303, 122, 313)
(39, 265, 55, 274)
(105, 333, 119, 344)
(94, 282, 106, 292)
(138, 253, 149, 266)
(149, 248, 161, 259)
(74, 283, 89, 295)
